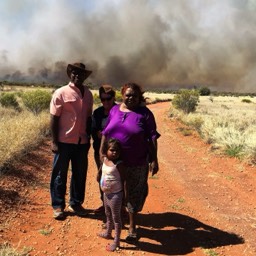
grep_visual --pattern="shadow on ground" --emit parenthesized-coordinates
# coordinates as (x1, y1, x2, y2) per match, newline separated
(129, 212, 245, 255)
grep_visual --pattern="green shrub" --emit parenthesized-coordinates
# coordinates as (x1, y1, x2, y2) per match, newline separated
(21, 90, 52, 115)
(225, 145, 243, 158)
(241, 98, 252, 103)
(93, 93, 101, 106)
(199, 87, 211, 96)
(115, 90, 122, 102)
(0, 92, 20, 110)
(172, 89, 199, 114)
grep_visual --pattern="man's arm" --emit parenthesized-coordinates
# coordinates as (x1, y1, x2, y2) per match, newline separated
(86, 115, 92, 138)
(50, 114, 60, 153)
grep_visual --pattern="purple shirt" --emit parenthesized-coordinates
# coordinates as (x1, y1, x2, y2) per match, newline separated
(102, 104, 160, 166)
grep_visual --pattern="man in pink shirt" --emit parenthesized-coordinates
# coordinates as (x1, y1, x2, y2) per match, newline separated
(50, 62, 93, 220)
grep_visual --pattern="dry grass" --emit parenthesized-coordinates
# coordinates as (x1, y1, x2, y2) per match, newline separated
(170, 95, 256, 163)
(0, 242, 32, 256)
(0, 108, 49, 168)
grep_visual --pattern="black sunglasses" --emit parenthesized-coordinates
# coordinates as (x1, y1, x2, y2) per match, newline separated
(101, 97, 112, 102)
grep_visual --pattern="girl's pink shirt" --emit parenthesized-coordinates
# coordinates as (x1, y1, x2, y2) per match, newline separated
(50, 82, 93, 144)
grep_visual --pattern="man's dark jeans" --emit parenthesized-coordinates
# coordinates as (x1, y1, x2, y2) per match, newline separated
(50, 142, 90, 209)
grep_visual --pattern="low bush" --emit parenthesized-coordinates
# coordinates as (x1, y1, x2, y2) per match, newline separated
(0, 92, 20, 110)
(199, 87, 211, 96)
(172, 89, 199, 114)
(21, 90, 52, 115)
(241, 98, 252, 103)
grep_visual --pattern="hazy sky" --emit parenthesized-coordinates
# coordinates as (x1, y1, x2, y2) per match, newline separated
(1, 0, 256, 92)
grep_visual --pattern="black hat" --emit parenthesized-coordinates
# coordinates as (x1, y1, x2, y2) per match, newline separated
(99, 84, 116, 97)
(67, 62, 92, 79)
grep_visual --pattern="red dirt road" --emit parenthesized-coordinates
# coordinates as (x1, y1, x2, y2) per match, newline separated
(0, 101, 256, 256)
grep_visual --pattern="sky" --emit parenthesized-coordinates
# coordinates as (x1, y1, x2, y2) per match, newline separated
(0, 0, 256, 92)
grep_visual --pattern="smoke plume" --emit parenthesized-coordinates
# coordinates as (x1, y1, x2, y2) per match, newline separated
(0, 0, 256, 92)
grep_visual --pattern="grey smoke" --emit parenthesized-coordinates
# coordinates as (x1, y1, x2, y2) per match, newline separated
(0, 0, 256, 92)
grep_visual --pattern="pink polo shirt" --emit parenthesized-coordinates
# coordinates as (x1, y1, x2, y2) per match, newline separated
(50, 82, 93, 144)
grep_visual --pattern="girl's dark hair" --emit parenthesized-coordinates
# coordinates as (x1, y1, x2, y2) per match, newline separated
(103, 138, 122, 155)
(121, 82, 145, 103)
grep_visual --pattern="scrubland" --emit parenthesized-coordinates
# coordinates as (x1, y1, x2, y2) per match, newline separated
(0, 85, 255, 169)
(170, 95, 256, 163)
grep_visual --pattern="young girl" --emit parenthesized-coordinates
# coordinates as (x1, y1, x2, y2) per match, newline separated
(97, 138, 126, 252)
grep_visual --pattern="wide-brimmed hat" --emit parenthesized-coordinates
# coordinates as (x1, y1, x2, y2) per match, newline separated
(67, 62, 92, 79)
(99, 84, 116, 97)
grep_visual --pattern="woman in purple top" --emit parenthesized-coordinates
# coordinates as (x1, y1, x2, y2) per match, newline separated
(100, 82, 160, 243)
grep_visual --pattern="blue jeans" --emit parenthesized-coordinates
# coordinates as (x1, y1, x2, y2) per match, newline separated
(50, 142, 90, 209)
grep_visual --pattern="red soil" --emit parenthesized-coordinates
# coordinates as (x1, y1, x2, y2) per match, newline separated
(0, 101, 255, 256)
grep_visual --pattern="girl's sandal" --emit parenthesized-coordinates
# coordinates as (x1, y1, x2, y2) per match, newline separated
(106, 243, 120, 252)
(97, 232, 113, 240)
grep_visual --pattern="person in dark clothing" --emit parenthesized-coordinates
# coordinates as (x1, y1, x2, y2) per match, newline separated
(91, 84, 116, 214)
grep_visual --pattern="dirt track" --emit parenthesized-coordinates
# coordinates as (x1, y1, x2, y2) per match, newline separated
(0, 101, 256, 256)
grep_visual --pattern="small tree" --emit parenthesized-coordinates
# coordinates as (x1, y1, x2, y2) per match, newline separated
(172, 89, 199, 114)
(21, 89, 52, 115)
(199, 86, 211, 96)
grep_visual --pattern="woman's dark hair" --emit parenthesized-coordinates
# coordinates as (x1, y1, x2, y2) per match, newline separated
(121, 82, 145, 103)
(103, 138, 122, 155)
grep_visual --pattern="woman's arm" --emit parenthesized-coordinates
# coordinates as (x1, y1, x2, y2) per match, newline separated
(91, 110, 103, 140)
(117, 162, 127, 201)
(99, 134, 107, 163)
(96, 164, 102, 182)
(144, 108, 160, 176)
(148, 138, 159, 176)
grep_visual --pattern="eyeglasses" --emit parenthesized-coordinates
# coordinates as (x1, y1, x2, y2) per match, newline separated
(101, 97, 112, 102)
(125, 94, 139, 98)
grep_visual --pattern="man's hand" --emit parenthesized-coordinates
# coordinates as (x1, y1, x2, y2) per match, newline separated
(51, 141, 59, 153)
